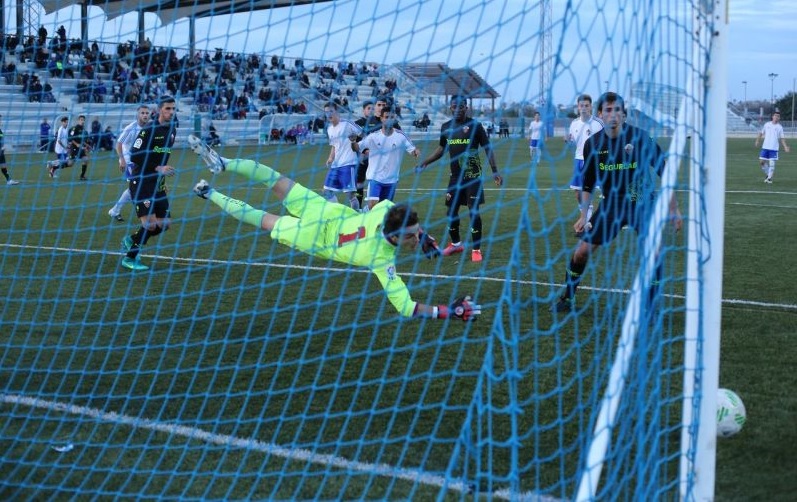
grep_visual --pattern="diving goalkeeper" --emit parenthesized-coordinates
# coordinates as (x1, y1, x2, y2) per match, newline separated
(188, 135, 481, 321)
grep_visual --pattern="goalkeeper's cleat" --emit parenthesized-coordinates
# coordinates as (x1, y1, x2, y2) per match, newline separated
(188, 134, 225, 174)
(193, 179, 212, 199)
(471, 249, 483, 263)
(121, 256, 149, 271)
(6, 179, 20, 185)
(122, 236, 134, 251)
(549, 296, 574, 313)
(442, 242, 464, 256)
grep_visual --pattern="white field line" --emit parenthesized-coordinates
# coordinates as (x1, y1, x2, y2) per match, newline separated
(0, 393, 562, 502)
(2, 242, 795, 311)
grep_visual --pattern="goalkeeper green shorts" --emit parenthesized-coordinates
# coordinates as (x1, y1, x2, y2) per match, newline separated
(271, 183, 356, 258)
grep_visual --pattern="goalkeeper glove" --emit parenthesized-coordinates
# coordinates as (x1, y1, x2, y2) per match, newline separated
(436, 296, 481, 322)
(419, 231, 441, 259)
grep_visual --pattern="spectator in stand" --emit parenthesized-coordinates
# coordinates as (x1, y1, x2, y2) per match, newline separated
(27, 76, 43, 102)
(206, 122, 221, 147)
(2, 62, 17, 85)
(213, 99, 228, 120)
(285, 125, 298, 144)
(413, 113, 431, 131)
(40, 118, 52, 152)
(76, 81, 91, 103)
(34, 48, 48, 69)
(38, 25, 48, 46)
(90, 118, 102, 149)
(56, 26, 66, 51)
(92, 77, 107, 103)
(82, 61, 95, 79)
(235, 93, 249, 119)
(498, 118, 510, 138)
(112, 82, 122, 103)
(99, 126, 116, 151)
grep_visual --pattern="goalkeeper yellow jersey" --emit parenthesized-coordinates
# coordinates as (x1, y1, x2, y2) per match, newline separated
(271, 187, 416, 317)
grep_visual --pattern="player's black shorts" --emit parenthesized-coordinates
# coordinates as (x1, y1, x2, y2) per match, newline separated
(0, 151, 6, 164)
(355, 161, 368, 186)
(446, 175, 484, 208)
(69, 146, 88, 159)
(583, 200, 648, 246)
(130, 181, 170, 219)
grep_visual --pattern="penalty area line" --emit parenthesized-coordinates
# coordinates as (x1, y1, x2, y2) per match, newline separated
(0, 393, 555, 501)
(2, 243, 795, 311)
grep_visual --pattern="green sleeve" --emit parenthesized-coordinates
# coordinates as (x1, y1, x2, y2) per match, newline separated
(372, 262, 417, 318)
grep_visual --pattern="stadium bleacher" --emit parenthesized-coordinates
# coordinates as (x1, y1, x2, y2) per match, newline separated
(1, 38, 507, 150)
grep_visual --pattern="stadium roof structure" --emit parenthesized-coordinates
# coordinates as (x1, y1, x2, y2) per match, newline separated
(36, 0, 332, 24)
(394, 63, 500, 100)
(19, 0, 334, 53)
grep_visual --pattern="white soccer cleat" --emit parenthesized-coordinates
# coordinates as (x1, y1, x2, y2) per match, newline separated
(188, 134, 225, 174)
(193, 179, 212, 199)
(6, 179, 20, 185)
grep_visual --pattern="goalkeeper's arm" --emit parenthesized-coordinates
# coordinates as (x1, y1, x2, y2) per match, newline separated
(414, 296, 482, 322)
(375, 265, 481, 321)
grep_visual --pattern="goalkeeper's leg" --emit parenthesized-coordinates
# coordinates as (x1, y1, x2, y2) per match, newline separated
(223, 159, 295, 200)
(205, 187, 279, 231)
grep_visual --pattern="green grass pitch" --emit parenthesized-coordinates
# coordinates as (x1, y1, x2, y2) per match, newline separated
(0, 136, 795, 499)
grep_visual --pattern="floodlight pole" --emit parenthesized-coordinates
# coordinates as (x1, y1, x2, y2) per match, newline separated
(791, 78, 795, 134)
(768, 73, 778, 109)
(742, 81, 747, 113)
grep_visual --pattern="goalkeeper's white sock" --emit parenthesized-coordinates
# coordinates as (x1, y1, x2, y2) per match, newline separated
(208, 189, 267, 228)
(224, 159, 283, 188)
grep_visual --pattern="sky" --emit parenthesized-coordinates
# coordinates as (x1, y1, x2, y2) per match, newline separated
(10, 0, 796, 106)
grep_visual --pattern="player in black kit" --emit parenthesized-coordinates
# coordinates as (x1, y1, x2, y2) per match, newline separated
(68, 115, 90, 180)
(121, 96, 177, 271)
(551, 92, 682, 313)
(416, 94, 502, 263)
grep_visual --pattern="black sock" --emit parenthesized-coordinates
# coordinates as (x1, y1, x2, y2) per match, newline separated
(1, 168, 9, 181)
(81, 164, 87, 177)
(127, 226, 163, 259)
(470, 212, 482, 250)
(563, 258, 587, 300)
(449, 225, 461, 245)
(448, 206, 461, 244)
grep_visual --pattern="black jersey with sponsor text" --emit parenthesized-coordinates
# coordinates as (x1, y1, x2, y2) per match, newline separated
(437, 117, 490, 182)
(582, 123, 664, 204)
(130, 119, 176, 191)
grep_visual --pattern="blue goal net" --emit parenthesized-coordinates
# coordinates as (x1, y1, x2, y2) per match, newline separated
(1, 0, 726, 499)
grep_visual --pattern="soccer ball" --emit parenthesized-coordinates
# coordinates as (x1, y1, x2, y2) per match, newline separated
(716, 388, 746, 438)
